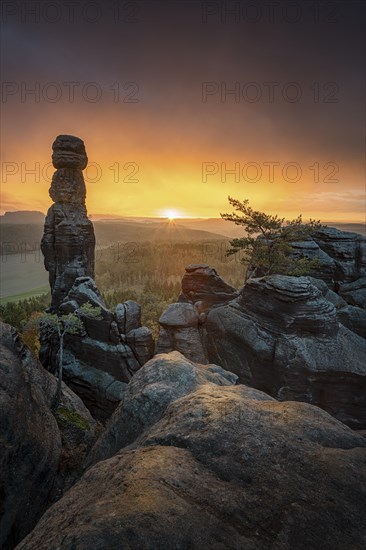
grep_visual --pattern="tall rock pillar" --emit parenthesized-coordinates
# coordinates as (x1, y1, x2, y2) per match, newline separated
(41, 135, 95, 311)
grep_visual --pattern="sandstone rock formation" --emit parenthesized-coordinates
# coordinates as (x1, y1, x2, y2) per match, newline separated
(313, 227, 366, 284)
(251, 226, 366, 291)
(60, 277, 154, 420)
(41, 276, 154, 421)
(17, 352, 366, 550)
(156, 264, 238, 361)
(0, 322, 97, 550)
(156, 230, 366, 428)
(40, 136, 154, 420)
(41, 135, 95, 312)
(339, 276, 366, 308)
(202, 275, 366, 428)
(157, 302, 207, 363)
(87, 351, 238, 466)
(179, 263, 239, 310)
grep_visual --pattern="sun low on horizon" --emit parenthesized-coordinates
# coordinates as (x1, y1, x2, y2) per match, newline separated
(161, 209, 184, 221)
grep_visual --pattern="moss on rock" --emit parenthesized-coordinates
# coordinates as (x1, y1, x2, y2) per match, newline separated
(55, 407, 90, 431)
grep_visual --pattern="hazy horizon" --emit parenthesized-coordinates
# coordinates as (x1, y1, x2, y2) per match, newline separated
(1, 208, 365, 225)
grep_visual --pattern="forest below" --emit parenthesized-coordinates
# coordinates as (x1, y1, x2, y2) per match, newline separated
(0, 239, 246, 346)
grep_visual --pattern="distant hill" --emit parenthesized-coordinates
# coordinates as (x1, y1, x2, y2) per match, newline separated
(0, 211, 45, 224)
(331, 223, 366, 236)
(1, 214, 364, 254)
(91, 217, 366, 238)
(0, 220, 229, 256)
(93, 220, 227, 245)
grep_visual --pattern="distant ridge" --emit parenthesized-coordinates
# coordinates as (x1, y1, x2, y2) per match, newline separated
(0, 211, 45, 224)
(1, 211, 365, 237)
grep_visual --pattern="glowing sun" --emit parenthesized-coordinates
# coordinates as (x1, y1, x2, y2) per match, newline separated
(164, 209, 180, 221)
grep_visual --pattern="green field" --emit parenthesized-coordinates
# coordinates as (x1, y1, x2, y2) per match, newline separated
(0, 286, 50, 305)
(0, 253, 49, 303)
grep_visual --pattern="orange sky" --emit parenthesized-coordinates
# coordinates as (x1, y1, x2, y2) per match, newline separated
(1, 115, 364, 222)
(1, 1, 365, 223)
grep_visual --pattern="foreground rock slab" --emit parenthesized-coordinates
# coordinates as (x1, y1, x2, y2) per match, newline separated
(17, 352, 366, 550)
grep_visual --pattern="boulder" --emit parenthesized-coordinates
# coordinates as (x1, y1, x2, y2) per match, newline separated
(17, 352, 366, 550)
(159, 302, 199, 328)
(156, 324, 207, 364)
(51, 134, 88, 170)
(156, 302, 207, 363)
(339, 277, 366, 308)
(156, 266, 238, 362)
(115, 300, 141, 334)
(313, 227, 366, 284)
(61, 350, 127, 421)
(87, 351, 237, 466)
(125, 327, 155, 366)
(337, 305, 366, 338)
(180, 264, 238, 311)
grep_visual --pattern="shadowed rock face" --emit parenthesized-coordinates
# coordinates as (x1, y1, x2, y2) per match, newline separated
(41, 276, 154, 421)
(41, 135, 95, 311)
(313, 227, 366, 283)
(202, 275, 366, 429)
(16, 352, 366, 550)
(0, 322, 97, 550)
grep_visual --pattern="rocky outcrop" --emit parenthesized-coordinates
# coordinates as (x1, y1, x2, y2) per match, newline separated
(0, 322, 97, 550)
(249, 227, 366, 289)
(157, 303, 207, 363)
(41, 135, 95, 312)
(17, 352, 366, 550)
(87, 351, 238, 466)
(339, 277, 366, 309)
(202, 275, 366, 428)
(156, 264, 238, 361)
(179, 263, 239, 310)
(157, 247, 366, 428)
(313, 227, 366, 284)
(41, 277, 154, 421)
(40, 137, 154, 421)
(337, 305, 366, 338)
